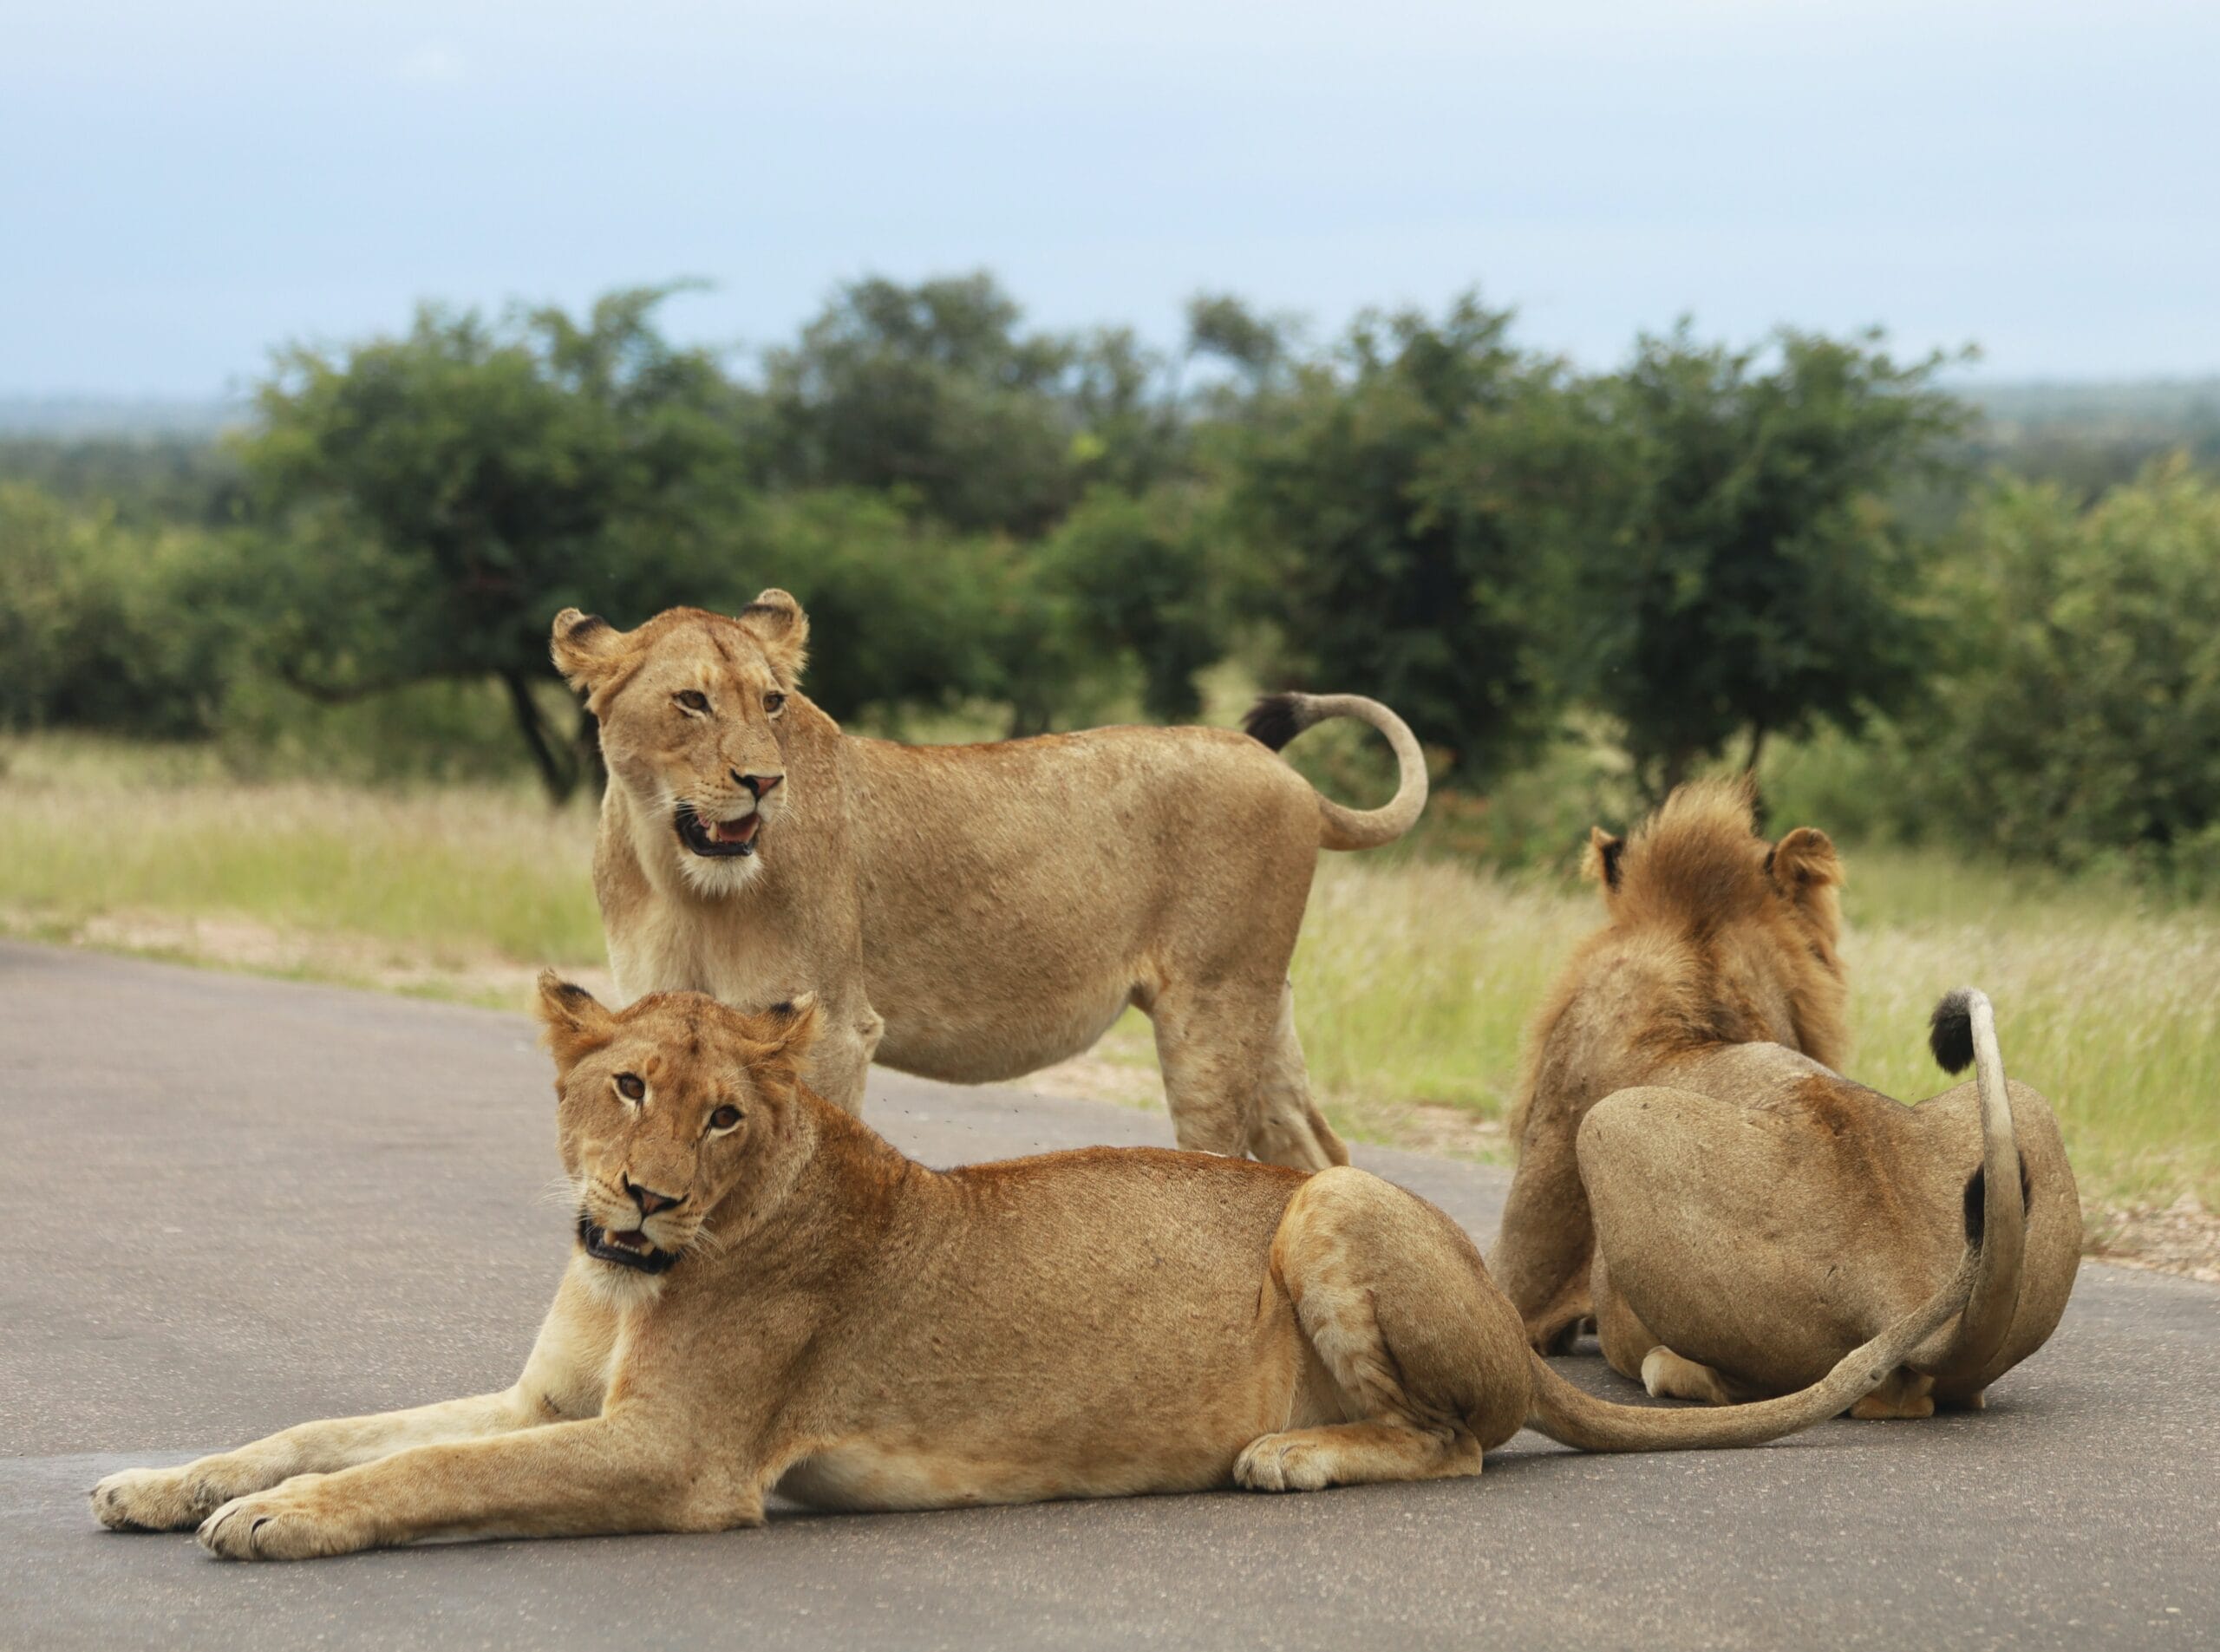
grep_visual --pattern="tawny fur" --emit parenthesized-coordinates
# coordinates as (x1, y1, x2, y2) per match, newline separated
(1579, 990, 2080, 1417)
(1492, 780, 1851, 1350)
(547, 599, 1432, 1171)
(94, 980, 1980, 1560)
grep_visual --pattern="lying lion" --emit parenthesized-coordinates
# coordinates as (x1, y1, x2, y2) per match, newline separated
(1491, 779, 1852, 1350)
(1582, 987, 2080, 1417)
(94, 977, 1980, 1560)
(548, 597, 1429, 1170)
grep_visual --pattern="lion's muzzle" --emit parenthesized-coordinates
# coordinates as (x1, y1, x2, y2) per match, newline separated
(674, 803, 762, 859)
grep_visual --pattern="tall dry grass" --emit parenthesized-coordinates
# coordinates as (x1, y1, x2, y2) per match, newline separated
(3, 735, 2212, 1209)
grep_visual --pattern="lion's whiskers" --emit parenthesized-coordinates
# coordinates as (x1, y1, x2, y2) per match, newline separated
(535, 1172, 584, 1211)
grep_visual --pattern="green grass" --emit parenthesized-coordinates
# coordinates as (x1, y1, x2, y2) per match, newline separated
(0, 735, 604, 970)
(3, 732, 2213, 1214)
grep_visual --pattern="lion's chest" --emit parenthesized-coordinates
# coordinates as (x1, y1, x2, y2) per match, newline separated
(607, 899, 819, 1009)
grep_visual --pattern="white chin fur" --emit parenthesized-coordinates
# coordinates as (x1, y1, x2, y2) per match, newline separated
(676, 846, 766, 898)
(578, 1260, 669, 1312)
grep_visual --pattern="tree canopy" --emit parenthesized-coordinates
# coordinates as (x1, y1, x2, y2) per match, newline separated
(238, 287, 753, 798)
(1573, 326, 1969, 796)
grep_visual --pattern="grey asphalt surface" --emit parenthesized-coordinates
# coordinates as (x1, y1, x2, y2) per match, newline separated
(2, 941, 2215, 1650)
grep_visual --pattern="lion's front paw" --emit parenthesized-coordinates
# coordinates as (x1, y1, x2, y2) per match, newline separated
(197, 1477, 362, 1562)
(1234, 1433, 1334, 1494)
(94, 1462, 255, 1532)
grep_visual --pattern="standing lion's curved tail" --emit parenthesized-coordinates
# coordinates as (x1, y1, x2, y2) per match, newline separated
(1243, 691, 1429, 851)
(1523, 1180, 1987, 1452)
(1912, 988, 2028, 1384)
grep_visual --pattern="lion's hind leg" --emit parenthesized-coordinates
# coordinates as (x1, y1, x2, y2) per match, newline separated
(1236, 1167, 1527, 1493)
(1637, 1347, 1765, 1407)
(1847, 1368, 1936, 1420)
(1148, 979, 1276, 1161)
(1244, 981, 1349, 1172)
(1594, 1251, 1752, 1409)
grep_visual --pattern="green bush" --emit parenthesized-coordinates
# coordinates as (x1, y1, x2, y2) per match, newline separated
(1909, 459, 2220, 886)
(0, 484, 238, 737)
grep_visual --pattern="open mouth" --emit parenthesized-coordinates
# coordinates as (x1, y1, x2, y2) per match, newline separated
(675, 804, 761, 859)
(577, 1213, 679, 1273)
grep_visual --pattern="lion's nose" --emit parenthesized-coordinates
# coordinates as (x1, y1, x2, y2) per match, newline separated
(623, 1175, 685, 1218)
(731, 769, 783, 799)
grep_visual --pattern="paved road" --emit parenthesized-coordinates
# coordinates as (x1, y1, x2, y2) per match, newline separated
(2, 942, 2215, 1650)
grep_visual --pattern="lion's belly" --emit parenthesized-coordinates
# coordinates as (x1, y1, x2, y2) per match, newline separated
(872, 976, 1138, 1087)
(774, 1374, 1319, 1514)
(774, 1432, 1219, 1512)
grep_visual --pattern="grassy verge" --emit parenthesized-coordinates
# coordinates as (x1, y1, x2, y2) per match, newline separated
(3, 734, 2214, 1246)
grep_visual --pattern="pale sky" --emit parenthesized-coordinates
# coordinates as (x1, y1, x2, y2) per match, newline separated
(4, 0, 2215, 396)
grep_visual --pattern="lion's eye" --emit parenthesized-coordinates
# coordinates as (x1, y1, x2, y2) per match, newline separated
(616, 1074, 646, 1101)
(762, 691, 786, 715)
(708, 1105, 742, 1132)
(676, 690, 709, 713)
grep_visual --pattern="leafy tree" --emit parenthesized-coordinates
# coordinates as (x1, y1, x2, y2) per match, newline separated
(1185, 293, 1294, 383)
(1916, 459, 2220, 879)
(1577, 324, 1968, 797)
(237, 288, 753, 800)
(732, 489, 1020, 725)
(758, 273, 1191, 539)
(0, 435, 246, 528)
(1223, 294, 1601, 781)
(0, 484, 238, 736)
(1028, 485, 1228, 725)
(758, 274, 1084, 537)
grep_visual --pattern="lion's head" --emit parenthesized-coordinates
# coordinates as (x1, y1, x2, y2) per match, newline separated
(551, 595, 810, 896)
(534, 972, 819, 1301)
(1579, 777, 1847, 1068)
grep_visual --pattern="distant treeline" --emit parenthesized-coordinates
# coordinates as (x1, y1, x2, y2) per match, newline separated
(4, 277, 2218, 885)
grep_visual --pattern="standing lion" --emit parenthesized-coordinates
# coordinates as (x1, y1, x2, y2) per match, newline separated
(550, 595, 1427, 1169)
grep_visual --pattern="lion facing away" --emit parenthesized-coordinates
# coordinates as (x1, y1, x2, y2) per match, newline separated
(1579, 985, 2080, 1418)
(546, 595, 1431, 1170)
(94, 977, 1982, 1559)
(1491, 779, 1851, 1351)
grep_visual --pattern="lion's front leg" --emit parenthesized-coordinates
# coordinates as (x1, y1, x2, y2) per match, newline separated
(195, 1416, 752, 1560)
(96, 1259, 620, 1533)
(93, 1390, 548, 1534)
(803, 1000, 883, 1117)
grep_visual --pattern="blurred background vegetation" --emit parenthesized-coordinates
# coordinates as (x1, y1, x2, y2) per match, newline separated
(5, 275, 2218, 1225)
(7, 272, 2217, 885)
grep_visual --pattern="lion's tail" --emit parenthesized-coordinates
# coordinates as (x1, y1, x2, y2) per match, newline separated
(1910, 989, 2028, 1385)
(1242, 691, 1428, 852)
(1522, 1180, 1986, 1452)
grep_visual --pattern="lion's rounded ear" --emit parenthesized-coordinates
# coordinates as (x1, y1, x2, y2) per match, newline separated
(756, 991, 819, 1060)
(1582, 826, 1626, 891)
(735, 992, 819, 1094)
(535, 970, 616, 1066)
(549, 608, 639, 702)
(737, 589, 809, 687)
(1767, 826, 1843, 896)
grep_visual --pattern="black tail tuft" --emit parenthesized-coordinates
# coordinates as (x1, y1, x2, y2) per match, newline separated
(1929, 989, 1978, 1075)
(1962, 1166, 1988, 1245)
(1242, 692, 1313, 752)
